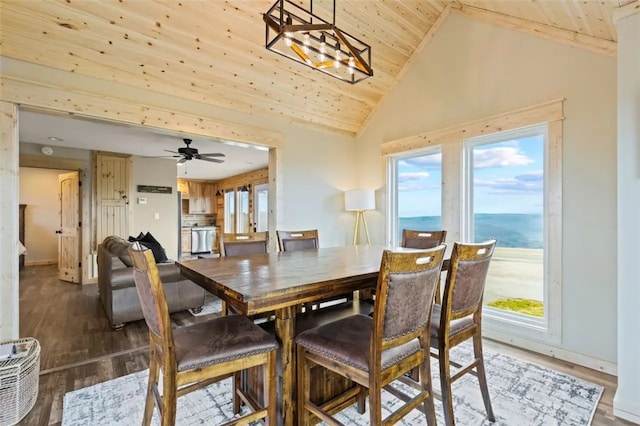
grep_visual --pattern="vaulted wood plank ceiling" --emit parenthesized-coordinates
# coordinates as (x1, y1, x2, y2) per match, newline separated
(0, 0, 631, 136)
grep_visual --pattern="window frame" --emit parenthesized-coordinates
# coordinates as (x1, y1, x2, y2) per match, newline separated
(384, 100, 563, 345)
(387, 146, 443, 247)
(223, 188, 236, 233)
(462, 124, 557, 340)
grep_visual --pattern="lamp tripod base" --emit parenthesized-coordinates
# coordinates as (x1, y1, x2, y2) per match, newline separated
(352, 210, 371, 245)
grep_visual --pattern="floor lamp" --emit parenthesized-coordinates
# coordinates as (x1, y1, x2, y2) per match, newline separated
(345, 189, 375, 245)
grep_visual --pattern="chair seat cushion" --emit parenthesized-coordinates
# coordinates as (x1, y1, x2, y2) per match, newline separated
(295, 314, 420, 373)
(174, 315, 278, 372)
(430, 304, 475, 343)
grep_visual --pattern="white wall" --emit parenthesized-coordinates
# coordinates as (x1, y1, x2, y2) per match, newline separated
(278, 125, 357, 247)
(357, 14, 618, 364)
(614, 8, 640, 424)
(19, 167, 69, 265)
(131, 157, 180, 260)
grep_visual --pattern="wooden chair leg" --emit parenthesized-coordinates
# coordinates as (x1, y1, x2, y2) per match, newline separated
(408, 366, 419, 381)
(232, 371, 241, 414)
(297, 345, 311, 425)
(161, 373, 177, 426)
(439, 346, 455, 426)
(357, 386, 366, 414)
(368, 382, 382, 425)
(420, 352, 437, 426)
(143, 348, 159, 426)
(265, 351, 277, 425)
(473, 333, 495, 421)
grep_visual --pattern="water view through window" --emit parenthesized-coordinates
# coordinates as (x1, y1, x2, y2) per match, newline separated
(397, 129, 545, 318)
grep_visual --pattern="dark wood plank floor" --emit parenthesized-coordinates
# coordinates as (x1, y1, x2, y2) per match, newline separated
(17, 265, 632, 425)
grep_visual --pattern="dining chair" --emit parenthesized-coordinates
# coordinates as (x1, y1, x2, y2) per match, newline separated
(296, 245, 446, 425)
(402, 230, 448, 306)
(276, 229, 350, 312)
(128, 246, 278, 426)
(430, 239, 497, 426)
(402, 229, 448, 250)
(220, 231, 269, 257)
(220, 231, 271, 318)
(276, 229, 319, 252)
(401, 230, 448, 254)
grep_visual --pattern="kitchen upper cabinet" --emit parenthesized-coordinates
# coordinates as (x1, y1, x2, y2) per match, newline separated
(177, 179, 189, 196)
(186, 181, 214, 214)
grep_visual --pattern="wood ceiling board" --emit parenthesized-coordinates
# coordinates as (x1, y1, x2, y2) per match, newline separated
(0, 0, 622, 137)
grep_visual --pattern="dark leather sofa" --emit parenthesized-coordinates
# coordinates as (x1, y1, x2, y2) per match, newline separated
(97, 236, 205, 330)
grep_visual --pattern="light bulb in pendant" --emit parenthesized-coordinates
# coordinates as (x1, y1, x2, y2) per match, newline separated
(348, 57, 355, 74)
(334, 44, 341, 69)
(303, 33, 310, 54)
(285, 36, 292, 47)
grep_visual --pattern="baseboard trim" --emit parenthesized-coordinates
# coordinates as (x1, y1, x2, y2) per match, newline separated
(25, 259, 57, 266)
(484, 328, 617, 376)
(613, 394, 640, 424)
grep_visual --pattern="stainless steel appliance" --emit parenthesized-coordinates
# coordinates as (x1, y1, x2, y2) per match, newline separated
(191, 226, 214, 254)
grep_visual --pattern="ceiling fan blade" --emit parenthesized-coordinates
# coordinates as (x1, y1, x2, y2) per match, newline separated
(198, 157, 225, 163)
(164, 149, 179, 154)
(198, 153, 226, 157)
(177, 157, 188, 164)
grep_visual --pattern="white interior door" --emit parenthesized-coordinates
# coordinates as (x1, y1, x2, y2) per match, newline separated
(58, 171, 80, 283)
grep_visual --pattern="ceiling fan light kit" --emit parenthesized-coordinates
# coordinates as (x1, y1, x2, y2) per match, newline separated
(263, 0, 373, 84)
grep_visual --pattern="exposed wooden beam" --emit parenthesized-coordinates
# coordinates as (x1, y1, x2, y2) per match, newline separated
(451, 4, 617, 57)
(0, 61, 285, 148)
(356, 5, 453, 138)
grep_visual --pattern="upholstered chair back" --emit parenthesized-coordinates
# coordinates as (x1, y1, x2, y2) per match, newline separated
(128, 246, 173, 346)
(374, 246, 446, 341)
(276, 229, 319, 252)
(221, 232, 268, 257)
(401, 229, 447, 249)
(444, 239, 496, 320)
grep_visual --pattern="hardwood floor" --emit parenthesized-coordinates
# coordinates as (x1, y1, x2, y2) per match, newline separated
(17, 265, 633, 425)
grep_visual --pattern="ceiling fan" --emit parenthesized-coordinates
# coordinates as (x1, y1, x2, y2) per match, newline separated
(163, 138, 226, 164)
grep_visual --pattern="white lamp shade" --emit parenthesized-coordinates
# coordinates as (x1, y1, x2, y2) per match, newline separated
(344, 189, 375, 211)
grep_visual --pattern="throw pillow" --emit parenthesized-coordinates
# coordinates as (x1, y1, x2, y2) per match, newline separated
(139, 232, 168, 264)
(128, 232, 144, 242)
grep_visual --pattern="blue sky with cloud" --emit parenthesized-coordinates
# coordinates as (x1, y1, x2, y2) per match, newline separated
(398, 134, 544, 217)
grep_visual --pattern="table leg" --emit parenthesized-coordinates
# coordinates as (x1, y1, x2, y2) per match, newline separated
(276, 305, 296, 426)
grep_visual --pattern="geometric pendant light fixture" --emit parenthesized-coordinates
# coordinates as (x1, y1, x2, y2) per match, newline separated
(263, 0, 373, 84)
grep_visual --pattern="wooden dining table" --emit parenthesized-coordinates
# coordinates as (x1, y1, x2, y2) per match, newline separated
(176, 244, 400, 425)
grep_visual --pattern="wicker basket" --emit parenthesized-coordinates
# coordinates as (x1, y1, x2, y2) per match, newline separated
(0, 338, 40, 426)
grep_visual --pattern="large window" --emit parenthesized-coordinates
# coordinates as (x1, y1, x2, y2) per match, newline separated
(224, 186, 259, 233)
(389, 149, 442, 244)
(253, 183, 269, 232)
(237, 187, 250, 233)
(465, 126, 546, 322)
(224, 189, 235, 233)
(386, 100, 563, 344)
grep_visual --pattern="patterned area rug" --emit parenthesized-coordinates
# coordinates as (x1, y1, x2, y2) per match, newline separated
(62, 343, 602, 425)
(188, 292, 222, 316)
